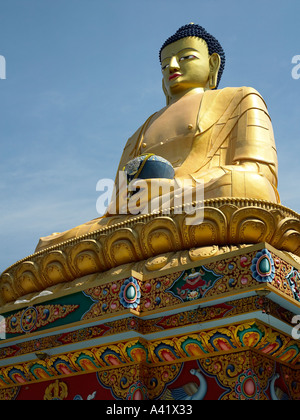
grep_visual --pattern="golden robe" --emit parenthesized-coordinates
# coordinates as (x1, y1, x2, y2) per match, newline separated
(36, 86, 279, 251)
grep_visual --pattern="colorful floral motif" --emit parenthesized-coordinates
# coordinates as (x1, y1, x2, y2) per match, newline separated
(126, 380, 149, 400)
(166, 267, 222, 302)
(97, 363, 182, 400)
(3, 351, 298, 400)
(26, 248, 297, 326)
(0, 320, 299, 390)
(199, 351, 277, 400)
(1, 247, 299, 341)
(82, 271, 181, 319)
(286, 269, 300, 302)
(250, 249, 275, 283)
(6, 304, 79, 334)
(234, 369, 261, 400)
(0, 295, 296, 364)
(119, 277, 141, 309)
(0, 246, 299, 399)
(44, 380, 68, 400)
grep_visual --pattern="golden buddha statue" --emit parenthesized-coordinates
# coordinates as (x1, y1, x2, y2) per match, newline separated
(3, 24, 300, 307)
(36, 23, 280, 252)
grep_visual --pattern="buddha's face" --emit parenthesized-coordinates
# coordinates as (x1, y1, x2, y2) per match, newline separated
(161, 37, 219, 100)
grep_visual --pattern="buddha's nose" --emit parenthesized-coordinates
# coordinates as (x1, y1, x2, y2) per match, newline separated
(169, 56, 180, 72)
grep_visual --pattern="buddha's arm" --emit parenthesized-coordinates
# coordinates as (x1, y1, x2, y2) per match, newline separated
(111, 87, 280, 213)
(106, 120, 152, 215)
(180, 88, 280, 203)
(181, 160, 278, 202)
(187, 161, 276, 188)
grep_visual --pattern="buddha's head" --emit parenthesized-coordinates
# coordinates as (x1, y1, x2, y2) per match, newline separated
(159, 24, 225, 103)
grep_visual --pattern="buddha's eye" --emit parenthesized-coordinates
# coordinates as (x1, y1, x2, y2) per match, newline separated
(179, 54, 197, 61)
(161, 63, 169, 71)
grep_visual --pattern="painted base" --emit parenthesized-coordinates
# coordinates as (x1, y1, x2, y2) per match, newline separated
(0, 243, 299, 400)
(1, 350, 299, 400)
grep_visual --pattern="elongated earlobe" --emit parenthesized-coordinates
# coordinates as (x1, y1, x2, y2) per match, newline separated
(208, 53, 221, 89)
(162, 78, 170, 105)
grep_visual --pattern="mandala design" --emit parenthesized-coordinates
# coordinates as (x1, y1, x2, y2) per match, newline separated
(0, 386, 19, 400)
(126, 380, 149, 400)
(235, 369, 261, 400)
(119, 277, 141, 309)
(69, 249, 299, 322)
(7, 304, 79, 335)
(286, 269, 300, 302)
(199, 351, 275, 400)
(97, 363, 182, 400)
(20, 307, 38, 333)
(44, 380, 68, 400)
(166, 267, 222, 302)
(251, 249, 275, 283)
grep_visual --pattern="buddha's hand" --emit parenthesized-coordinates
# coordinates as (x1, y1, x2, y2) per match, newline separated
(125, 178, 181, 215)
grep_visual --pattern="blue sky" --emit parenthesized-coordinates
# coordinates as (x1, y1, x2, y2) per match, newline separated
(0, 0, 300, 273)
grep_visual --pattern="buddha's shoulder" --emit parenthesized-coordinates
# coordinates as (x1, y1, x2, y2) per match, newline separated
(216, 86, 264, 98)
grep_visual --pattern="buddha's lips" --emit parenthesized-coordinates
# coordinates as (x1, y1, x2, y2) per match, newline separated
(169, 73, 182, 80)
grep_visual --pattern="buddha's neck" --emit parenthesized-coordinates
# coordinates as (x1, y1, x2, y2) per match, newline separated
(169, 87, 206, 105)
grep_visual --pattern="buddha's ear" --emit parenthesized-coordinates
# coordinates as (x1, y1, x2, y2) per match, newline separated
(208, 53, 221, 89)
(162, 78, 170, 105)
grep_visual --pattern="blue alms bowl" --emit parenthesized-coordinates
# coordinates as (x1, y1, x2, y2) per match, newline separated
(124, 154, 175, 184)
